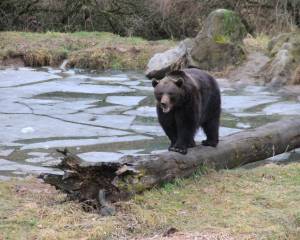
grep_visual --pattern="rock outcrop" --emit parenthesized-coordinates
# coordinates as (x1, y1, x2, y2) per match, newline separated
(262, 32, 300, 86)
(146, 9, 247, 79)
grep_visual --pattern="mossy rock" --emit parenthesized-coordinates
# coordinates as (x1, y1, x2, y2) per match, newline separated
(146, 9, 248, 77)
(188, 37, 245, 71)
(203, 9, 247, 44)
(188, 9, 247, 71)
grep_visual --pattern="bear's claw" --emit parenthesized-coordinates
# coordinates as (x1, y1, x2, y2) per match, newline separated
(169, 146, 187, 155)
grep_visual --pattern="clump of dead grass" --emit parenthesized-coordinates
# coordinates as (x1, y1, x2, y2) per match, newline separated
(68, 46, 154, 70)
(243, 34, 270, 53)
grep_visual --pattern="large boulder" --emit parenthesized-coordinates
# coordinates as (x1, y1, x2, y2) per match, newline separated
(146, 9, 247, 79)
(145, 39, 193, 79)
(188, 9, 247, 70)
(262, 32, 300, 85)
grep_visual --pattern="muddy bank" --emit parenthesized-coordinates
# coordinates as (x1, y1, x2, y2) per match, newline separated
(0, 32, 175, 70)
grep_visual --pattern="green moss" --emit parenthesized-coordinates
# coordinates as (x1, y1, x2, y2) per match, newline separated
(114, 169, 149, 194)
(210, 9, 247, 44)
(223, 10, 240, 36)
(213, 34, 231, 44)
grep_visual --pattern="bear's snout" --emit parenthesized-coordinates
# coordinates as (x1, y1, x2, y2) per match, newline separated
(160, 102, 167, 108)
(160, 102, 170, 113)
(160, 94, 172, 113)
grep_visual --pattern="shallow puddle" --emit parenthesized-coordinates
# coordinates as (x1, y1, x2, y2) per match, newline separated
(0, 67, 299, 177)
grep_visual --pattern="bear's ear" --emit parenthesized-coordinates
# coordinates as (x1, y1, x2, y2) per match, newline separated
(167, 70, 186, 87)
(175, 78, 183, 87)
(152, 79, 159, 88)
(168, 70, 186, 78)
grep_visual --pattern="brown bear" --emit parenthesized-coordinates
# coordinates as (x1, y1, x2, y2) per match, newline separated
(152, 68, 221, 154)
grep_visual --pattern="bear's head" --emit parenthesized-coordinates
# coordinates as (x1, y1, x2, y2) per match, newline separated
(152, 70, 186, 113)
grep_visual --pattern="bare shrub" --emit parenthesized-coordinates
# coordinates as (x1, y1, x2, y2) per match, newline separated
(0, 0, 299, 39)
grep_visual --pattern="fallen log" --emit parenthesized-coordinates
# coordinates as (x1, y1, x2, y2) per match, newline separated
(41, 118, 300, 208)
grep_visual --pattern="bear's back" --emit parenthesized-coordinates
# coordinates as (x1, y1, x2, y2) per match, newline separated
(183, 68, 221, 122)
(183, 68, 218, 90)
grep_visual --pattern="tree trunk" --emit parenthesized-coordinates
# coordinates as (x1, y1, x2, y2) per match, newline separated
(41, 118, 300, 208)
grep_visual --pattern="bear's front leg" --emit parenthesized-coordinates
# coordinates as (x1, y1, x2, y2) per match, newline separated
(157, 107, 177, 149)
(169, 111, 196, 155)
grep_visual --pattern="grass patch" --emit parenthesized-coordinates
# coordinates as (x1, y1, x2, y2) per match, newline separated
(1, 163, 300, 239)
(0, 31, 175, 69)
(243, 34, 271, 52)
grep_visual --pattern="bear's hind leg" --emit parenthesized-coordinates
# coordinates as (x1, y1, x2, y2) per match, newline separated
(202, 118, 219, 147)
(188, 139, 196, 148)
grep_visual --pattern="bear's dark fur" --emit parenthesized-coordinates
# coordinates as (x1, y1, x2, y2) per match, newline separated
(152, 68, 221, 154)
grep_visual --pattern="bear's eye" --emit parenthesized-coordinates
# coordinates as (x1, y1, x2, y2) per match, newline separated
(156, 93, 163, 100)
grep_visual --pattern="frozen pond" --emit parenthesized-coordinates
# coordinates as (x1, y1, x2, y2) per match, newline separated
(0, 67, 300, 178)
